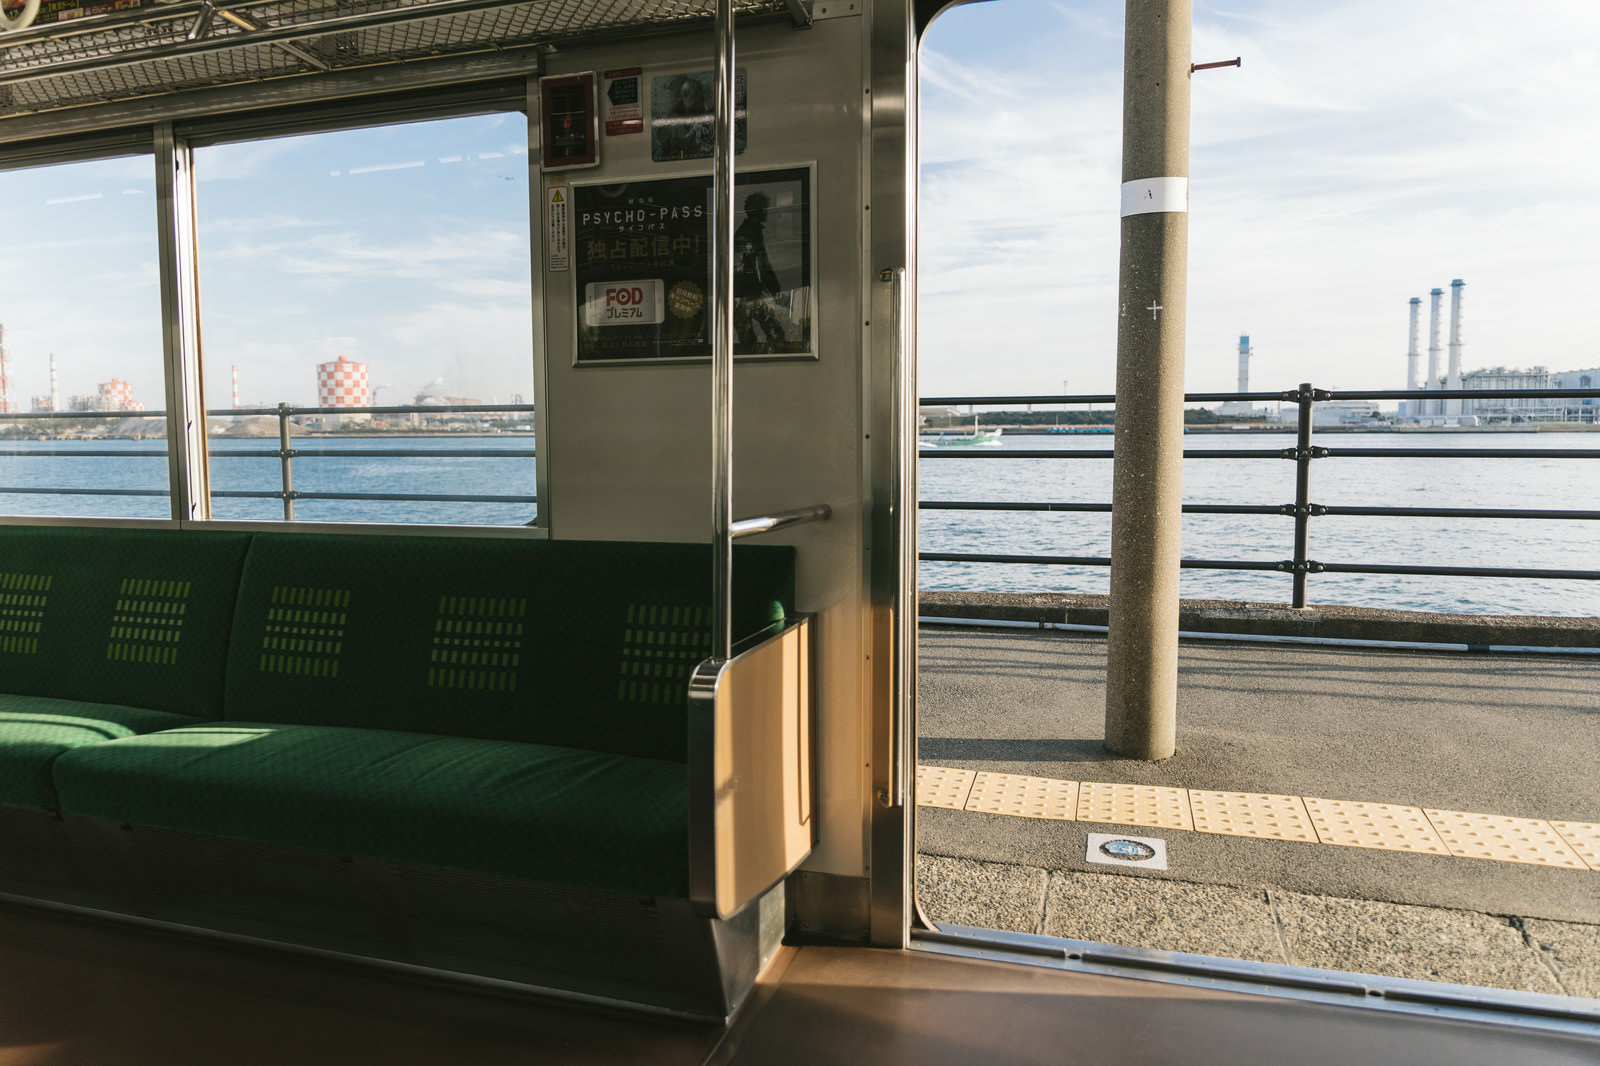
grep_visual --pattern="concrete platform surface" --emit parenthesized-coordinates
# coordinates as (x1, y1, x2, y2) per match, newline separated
(916, 626, 1600, 997)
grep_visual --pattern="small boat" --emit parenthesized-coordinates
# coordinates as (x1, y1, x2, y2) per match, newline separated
(921, 419, 1004, 448)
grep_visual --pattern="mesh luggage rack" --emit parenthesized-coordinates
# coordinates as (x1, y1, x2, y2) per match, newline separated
(0, 0, 803, 118)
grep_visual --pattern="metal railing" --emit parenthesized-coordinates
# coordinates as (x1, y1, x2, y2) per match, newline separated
(0, 402, 537, 520)
(918, 385, 1600, 608)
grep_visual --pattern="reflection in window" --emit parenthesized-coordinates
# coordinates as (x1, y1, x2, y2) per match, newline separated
(195, 113, 535, 525)
(0, 155, 168, 519)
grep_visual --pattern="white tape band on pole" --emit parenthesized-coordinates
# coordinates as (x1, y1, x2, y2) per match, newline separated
(1120, 177, 1188, 217)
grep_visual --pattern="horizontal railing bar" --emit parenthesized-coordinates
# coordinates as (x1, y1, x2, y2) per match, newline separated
(0, 487, 168, 496)
(1322, 447, 1600, 459)
(216, 404, 536, 417)
(0, 449, 167, 457)
(919, 551, 1289, 573)
(1317, 562, 1600, 580)
(730, 503, 833, 539)
(919, 388, 1600, 406)
(918, 449, 1291, 460)
(0, 410, 168, 420)
(919, 501, 1286, 515)
(209, 448, 537, 459)
(1320, 505, 1600, 521)
(919, 501, 1600, 521)
(210, 490, 537, 504)
(920, 551, 1600, 581)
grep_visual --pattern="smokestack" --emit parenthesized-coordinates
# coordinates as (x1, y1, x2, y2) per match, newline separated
(1427, 288, 1443, 416)
(1406, 298, 1420, 391)
(1237, 334, 1250, 394)
(49, 353, 59, 413)
(1446, 279, 1465, 418)
(0, 324, 11, 415)
(231, 364, 240, 409)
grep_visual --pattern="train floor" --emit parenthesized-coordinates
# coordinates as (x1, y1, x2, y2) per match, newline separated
(916, 625, 1600, 997)
(0, 903, 1594, 1065)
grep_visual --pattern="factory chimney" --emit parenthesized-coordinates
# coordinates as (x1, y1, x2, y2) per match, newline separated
(1405, 298, 1420, 418)
(49, 354, 59, 413)
(1426, 288, 1443, 417)
(231, 365, 240, 409)
(0, 324, 12, 415)
(1446, 279, 1465, 419)
(1236, 334, 1251, 394)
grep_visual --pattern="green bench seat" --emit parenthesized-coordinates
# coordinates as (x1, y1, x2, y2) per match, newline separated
(51, 722, 689, 898)
(0, 695, 203, 811)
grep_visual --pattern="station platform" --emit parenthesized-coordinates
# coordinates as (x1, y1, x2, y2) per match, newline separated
(915, 623, 1600, 999)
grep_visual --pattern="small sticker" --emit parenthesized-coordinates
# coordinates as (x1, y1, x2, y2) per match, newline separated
(604, 67, 644, 136)
(1086, 832, 1168, 870)
(547, 186, 570, 271)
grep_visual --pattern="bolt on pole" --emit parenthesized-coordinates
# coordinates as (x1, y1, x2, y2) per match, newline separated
(1105, 0, 1191, 761)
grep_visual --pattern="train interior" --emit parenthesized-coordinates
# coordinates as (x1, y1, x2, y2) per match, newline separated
(0, 0, 1595, 1061)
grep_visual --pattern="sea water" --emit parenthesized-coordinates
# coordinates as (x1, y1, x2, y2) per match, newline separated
(1, 430, 1595, 616)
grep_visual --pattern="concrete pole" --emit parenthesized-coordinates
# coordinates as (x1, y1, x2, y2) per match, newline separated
(1105, 0, 1190, 761)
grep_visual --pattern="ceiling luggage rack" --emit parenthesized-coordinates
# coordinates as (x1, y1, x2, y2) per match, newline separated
(0, 0, 805, 120)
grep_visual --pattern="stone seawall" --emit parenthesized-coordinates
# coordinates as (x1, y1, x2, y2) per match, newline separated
(918, 591, 1600, 648)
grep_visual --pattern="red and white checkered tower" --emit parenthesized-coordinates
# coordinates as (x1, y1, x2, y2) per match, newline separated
(316, 355, 370, 410)
(0, 324, 15, 415)
(98, 378, 145, 412)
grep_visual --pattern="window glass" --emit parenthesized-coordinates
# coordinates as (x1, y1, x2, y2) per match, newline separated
(195, 112, 535, 525)
(0, 154, 168, 519)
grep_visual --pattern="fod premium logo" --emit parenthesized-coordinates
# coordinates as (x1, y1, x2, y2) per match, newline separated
(585, 280, 665, 327)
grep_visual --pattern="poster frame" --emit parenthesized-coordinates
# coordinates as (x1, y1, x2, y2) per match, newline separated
(565, 161, 819, 368)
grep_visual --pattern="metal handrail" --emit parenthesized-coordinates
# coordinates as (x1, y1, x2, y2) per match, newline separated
(0, 400, 536, 519)
(730, 504, 832, 539)
(918, 384, 1600, 608)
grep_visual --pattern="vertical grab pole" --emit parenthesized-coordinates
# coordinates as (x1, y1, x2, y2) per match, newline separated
(710, 0, 736, 661)
(1292, 383, 1314, 608)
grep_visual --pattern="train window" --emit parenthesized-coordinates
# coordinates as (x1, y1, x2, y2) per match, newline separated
(193, 112, 536, 526)
(0, 152, 168, 520)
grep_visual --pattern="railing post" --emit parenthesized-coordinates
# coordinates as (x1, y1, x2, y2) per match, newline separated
(277, 402, 295, 521)
(1292, 382, 1314, 608)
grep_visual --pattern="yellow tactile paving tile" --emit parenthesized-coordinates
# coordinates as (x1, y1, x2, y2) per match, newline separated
(915, 765, 976, 810)
(1302, 797, 1450, 855)
(1188, 790, 1316, 842)
(1425, 808, 1588, 869)
(1550, 821, 1600, 871)
(1075, 781, 1193, 830)
(964, 772, 1078, 820)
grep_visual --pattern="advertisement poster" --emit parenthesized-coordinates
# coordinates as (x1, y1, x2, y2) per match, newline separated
(573, 167, 813, 364)
(650, 70, 747, 162)
(603, 67, 644, 136)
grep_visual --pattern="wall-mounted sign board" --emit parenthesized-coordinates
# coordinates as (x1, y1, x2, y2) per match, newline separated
(540, 72, 599, 171)
(570, 165, 814, 365)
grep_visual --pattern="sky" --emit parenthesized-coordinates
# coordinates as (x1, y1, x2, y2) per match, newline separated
(4, 4, 1599, 408)
(918, 0, 1600, 398)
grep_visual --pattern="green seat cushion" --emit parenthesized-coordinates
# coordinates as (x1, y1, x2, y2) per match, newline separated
(224, 534, 795, 761)
(0, 527, 252, 717)
(0, 694, 205, 811)
(51, 722, 689, 899)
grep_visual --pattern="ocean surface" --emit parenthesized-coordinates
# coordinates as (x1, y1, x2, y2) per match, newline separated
(1, 431, 1596, 617)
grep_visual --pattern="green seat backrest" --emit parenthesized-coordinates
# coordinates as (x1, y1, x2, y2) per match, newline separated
(0, 527, 253, 717)
(222, 533, 795, 761)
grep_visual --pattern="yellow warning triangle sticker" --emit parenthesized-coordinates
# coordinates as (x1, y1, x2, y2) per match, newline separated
(551, 190, 565, 202)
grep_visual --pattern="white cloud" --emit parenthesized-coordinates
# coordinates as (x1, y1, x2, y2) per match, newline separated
(919, 0, 1600, 398)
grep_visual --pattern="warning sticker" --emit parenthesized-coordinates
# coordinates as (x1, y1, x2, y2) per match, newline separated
(547, 185, 570, 271)
(603, 67, 644, 137)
